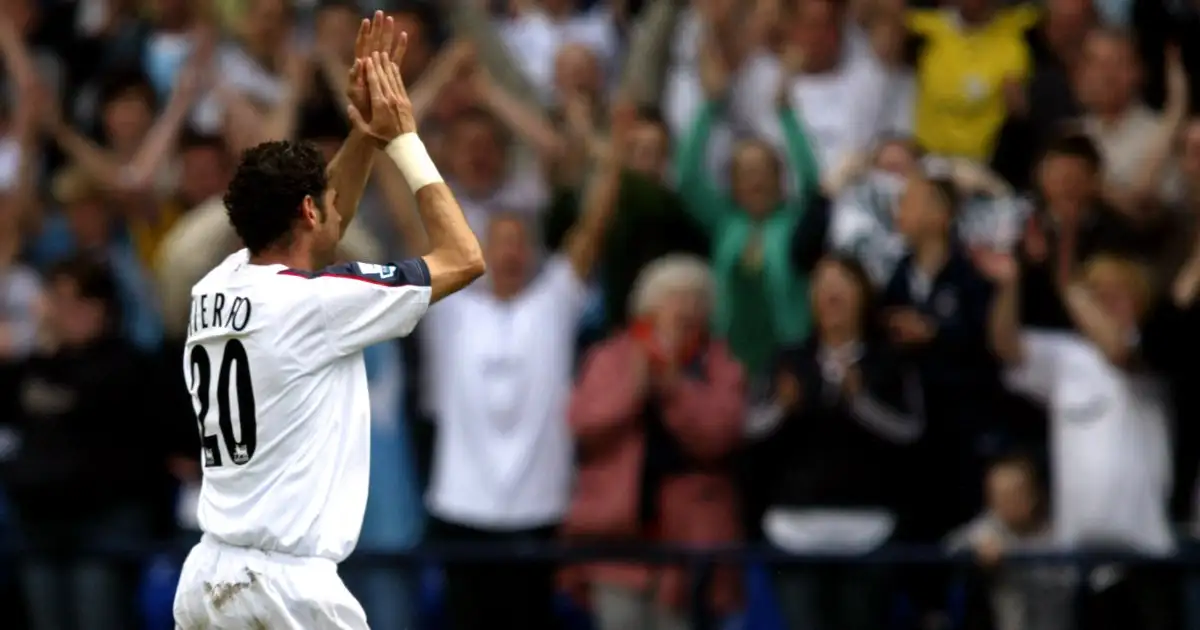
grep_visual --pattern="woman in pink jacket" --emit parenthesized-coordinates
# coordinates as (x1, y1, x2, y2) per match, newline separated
(560, 254, 746, 630)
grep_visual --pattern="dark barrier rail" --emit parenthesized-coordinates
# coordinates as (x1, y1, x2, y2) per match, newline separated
(3, 541, 1199, 629)
(4, 540, 1190, 564)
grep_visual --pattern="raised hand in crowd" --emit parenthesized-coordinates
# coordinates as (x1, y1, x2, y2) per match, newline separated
(1164, 44, 1190, 121)
(466, 54, 564, 161)
(775, 368, 802, 410)
(1113, 43, 1192, 216)
(777, 40, 805, 107)
(407, 38, 476, 119)
(981, 249, 1022, 364)
(1020, 214, 1049, 264)
(886, 307, 936, 345)
(558, 97, 630, 279)
(698, 24, 732, 100)
(975, 248, 1020, 286)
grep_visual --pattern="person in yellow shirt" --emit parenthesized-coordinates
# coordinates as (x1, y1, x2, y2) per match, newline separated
(907, 1, 1041, 160)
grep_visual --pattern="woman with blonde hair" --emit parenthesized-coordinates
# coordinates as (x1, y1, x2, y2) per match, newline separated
(984, 249, 1175, 630)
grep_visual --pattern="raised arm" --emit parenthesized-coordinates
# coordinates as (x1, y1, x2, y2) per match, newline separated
(473, 67, 565, 159)
(351, 53, 484, 301)
(560, 102, 634, 278)
(618, 0, 685, 106)
(449, 0, 541, 106)
(407, 40, 476, 122)
(39, 27, 211, 193)
(675, 26, 732, 232)
(979, 250, 1023, 365)
(1113, 46, 1189, 217)
(1172, 232, 1200, 308)
(10, 68, 41, 231)
(776, 44, 822, 204)
(324, 13, 401, 240)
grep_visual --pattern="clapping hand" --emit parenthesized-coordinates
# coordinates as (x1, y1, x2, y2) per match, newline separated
(775, 370, 802, 410)
(348, 52, 416, 147)
(886, 308, 936, 345)
(973, 248, 1019, 286)
(347, 11, 407, 130)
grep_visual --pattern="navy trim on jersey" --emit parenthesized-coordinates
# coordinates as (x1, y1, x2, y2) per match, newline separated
(278, 258, 431, 287)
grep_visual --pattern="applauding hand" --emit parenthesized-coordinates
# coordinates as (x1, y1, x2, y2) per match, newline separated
(347, 11, 406, 129)
(349, 52, 417, 147)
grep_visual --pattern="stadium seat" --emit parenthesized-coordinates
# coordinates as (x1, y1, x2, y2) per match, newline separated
(741, 563, 785, 630)
(138, 553, 182, 630)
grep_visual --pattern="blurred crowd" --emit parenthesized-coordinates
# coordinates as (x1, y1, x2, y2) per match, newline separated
(1, 0, 1199, 629)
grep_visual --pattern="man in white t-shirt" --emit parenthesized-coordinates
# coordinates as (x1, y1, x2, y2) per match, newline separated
(984, 250, 1178, 630)
(984, 250, 1173, 554)
(172, 14, 484, 630)
(420, 130, 622, 630)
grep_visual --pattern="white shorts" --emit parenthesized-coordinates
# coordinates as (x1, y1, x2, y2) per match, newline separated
(173, 535, 368, 630)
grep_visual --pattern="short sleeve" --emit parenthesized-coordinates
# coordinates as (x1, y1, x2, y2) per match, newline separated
(1004, 330, 1065, 403)
(280, 258, 432, 357)
(532, 255, 589, 316)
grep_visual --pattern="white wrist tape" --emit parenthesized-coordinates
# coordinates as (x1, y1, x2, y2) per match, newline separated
(385, 133, 443, 192)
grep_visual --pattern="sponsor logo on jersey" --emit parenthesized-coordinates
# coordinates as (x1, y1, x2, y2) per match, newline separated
(356, 262, 396, 279)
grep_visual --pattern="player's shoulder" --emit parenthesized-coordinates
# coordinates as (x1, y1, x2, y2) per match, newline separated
(278, 259, 432, 288)
(191, 248, 250, 294)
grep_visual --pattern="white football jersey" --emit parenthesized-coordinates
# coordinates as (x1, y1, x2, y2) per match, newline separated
(183, 249, 431, 562)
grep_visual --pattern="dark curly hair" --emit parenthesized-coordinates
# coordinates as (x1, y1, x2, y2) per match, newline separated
(224, 140, 329, 254)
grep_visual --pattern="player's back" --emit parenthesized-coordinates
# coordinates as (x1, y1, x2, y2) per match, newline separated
(184, 249, 431, 562)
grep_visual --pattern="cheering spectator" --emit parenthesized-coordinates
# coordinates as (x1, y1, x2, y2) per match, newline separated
(499, 0, 619, 105)
(1077, 30, 1187, 215)
(421, 110, 623, 630)
(1141, 226, 1200, 522)
(990, 0, 1092, 189)
(986, 249, 1176, 630)
(905, 1, 1039, 161)
(0, 49, 42, 364)
(23, 164, 164, 352)
(825, 136, 920, 286)
(543, 102, 709, 332)
(736, 0, 891, 174)
(885, 173, 997, 526)
(677, 25, 824, 382)
(1018, 132, 1155, 330)
(865, 11, 915, 134)
(947, 453, 1074, 630)
(760, 255, 925, 630)
(561, 253, 745, 630)
(0, 255, 182, 630)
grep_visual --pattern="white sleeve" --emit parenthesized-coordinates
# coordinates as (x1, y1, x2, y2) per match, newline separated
(533, 255, 590, 317)
(1004, 330, 1066, 403)
(280, 258, 433, 357)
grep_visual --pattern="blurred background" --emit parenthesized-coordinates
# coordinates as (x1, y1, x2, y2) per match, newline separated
(1, 0, 1200, 629)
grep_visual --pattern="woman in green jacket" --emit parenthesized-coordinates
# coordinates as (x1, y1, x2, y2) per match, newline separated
(676, 46, 825, 381)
